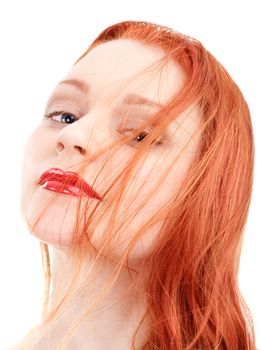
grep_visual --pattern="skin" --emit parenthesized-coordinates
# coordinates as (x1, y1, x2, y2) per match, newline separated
(20, 39, 202, 349)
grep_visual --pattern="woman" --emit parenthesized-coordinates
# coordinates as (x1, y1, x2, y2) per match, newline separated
(11, 20, 256, 349)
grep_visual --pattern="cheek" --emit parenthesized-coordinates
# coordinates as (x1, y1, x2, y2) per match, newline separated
(100, 166, 173, 259)
(20, 134, 37, 215)
(21, 127, 55, 179)
(117, 155, 194, 260)
(20, 128, 54, 216)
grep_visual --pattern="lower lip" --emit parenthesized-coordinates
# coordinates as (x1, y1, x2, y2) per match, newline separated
(40, 181, 90, 197)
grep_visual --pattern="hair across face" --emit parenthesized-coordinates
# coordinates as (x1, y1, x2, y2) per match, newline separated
(21, 38, 202, 261)
(18, 21, 256, 350)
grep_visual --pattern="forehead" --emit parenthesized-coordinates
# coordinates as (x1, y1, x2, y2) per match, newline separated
(62, 39, 186, 106)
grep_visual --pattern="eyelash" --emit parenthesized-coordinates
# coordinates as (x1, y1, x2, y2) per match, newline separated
(44, 110, 164, 146)
(44, 110, 78, 124)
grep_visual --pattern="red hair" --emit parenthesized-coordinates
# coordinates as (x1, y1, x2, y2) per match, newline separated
(14, 20, 256, 349)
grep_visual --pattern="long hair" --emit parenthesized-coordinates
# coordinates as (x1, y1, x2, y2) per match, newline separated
(12, 20, 256, 349)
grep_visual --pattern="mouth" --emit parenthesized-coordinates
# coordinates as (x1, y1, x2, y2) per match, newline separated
(38, 168, 102, 201)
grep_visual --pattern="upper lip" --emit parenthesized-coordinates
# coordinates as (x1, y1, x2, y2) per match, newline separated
(38, 167, 102, 200)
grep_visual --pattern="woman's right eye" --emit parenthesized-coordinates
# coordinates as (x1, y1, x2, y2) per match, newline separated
(44, 110, 78, 124)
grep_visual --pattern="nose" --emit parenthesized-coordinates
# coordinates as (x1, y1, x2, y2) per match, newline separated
(54, 111, 108, 160)
(55, 119, 89, 159)
(56, 141, 86, 156)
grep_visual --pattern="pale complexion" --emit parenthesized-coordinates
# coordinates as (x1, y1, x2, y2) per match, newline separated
(20, 39, 201, 349)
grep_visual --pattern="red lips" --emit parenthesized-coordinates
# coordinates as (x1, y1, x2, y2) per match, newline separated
(38, 167, 102, 200)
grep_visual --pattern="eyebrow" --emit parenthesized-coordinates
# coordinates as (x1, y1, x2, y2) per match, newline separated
(58, 78, 163, 109)
(58, 78, 90, 94)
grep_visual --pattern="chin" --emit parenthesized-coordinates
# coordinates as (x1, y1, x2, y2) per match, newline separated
(23, 189, 81, 248)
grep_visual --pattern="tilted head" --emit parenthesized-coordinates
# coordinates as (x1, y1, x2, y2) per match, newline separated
(19, 21, 256, 350)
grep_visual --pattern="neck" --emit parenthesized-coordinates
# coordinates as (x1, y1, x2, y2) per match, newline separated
(38, 246, 149, 350)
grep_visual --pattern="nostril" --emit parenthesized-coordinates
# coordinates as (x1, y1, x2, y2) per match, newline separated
(56, 142, 86, 155)
(57, 142, 64, 152)
(75, 145, 86, 155)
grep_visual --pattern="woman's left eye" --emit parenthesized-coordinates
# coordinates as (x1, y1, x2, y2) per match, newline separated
(119, 127, 164, 146)
(44, 110, 78, 124)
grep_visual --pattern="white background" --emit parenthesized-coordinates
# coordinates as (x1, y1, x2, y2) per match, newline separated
(0, 0, 260, 348)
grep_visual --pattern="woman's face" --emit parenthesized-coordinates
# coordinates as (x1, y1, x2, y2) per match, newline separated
(21, 39, 201, 260)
